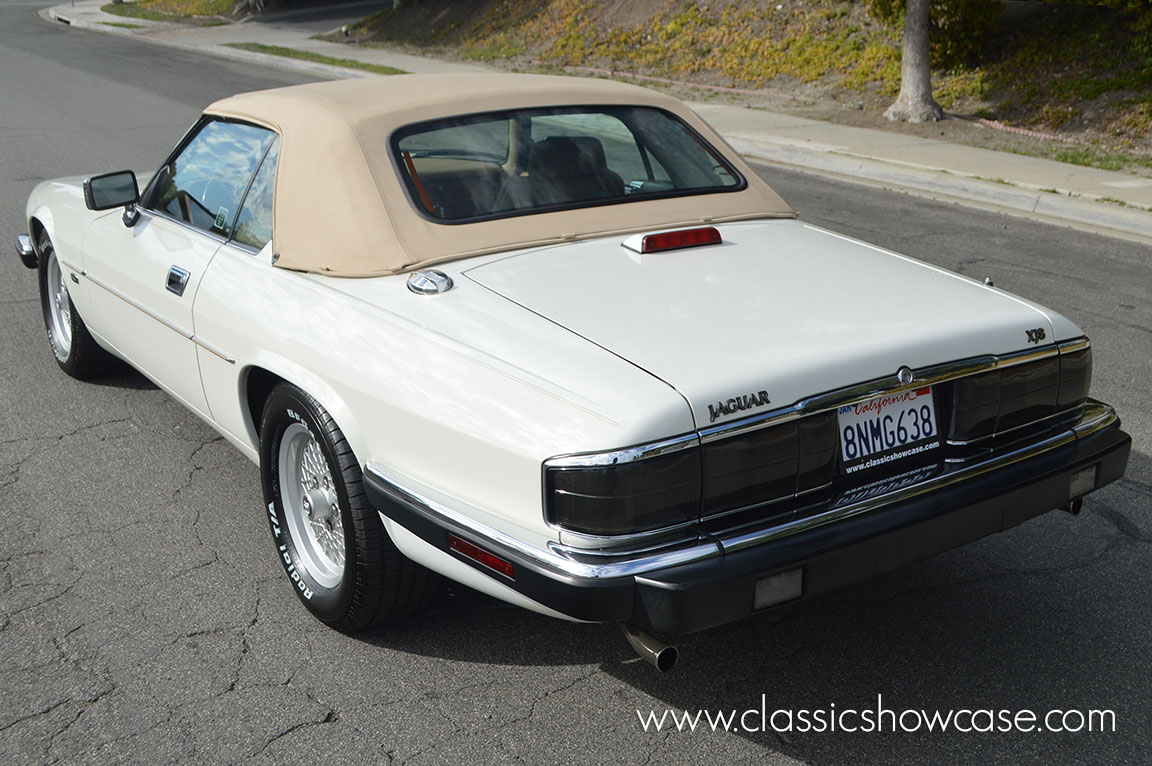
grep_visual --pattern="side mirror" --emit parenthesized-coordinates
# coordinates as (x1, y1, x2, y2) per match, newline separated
(83, 170, 139, 211)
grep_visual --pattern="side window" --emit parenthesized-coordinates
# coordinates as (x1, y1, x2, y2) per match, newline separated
(232, 138, 279, 251)
(149, 119, 275, 238)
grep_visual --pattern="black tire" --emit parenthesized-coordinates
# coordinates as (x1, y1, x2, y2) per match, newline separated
(259, 382, 439, 631)
(37, 232, 113, 379)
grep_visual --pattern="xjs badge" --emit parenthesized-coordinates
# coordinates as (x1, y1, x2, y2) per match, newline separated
(1026, 327, 1047, 344)
(708, 390, 771, 423)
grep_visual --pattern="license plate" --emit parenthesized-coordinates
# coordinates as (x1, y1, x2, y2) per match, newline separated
(838, 386, 940, 470)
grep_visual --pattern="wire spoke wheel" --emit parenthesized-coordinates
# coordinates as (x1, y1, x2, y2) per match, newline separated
(278, 422, 345, 588)
(260, 383, 439, 630)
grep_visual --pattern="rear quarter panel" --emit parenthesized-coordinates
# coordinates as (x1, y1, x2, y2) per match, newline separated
(192, 245, 695, 549)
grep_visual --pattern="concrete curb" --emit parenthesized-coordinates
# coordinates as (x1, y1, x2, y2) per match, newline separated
(41, 6, 372, 81)
(728, 136, 1152, 247)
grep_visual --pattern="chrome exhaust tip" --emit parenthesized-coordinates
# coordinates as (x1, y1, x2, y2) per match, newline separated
(622, 624, 678, 672)
(1062, 498, 1084, 516)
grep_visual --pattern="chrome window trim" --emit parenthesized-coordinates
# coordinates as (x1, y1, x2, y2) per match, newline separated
(373, 402, 1117, 579)
(138, 117, 205, 207)
(227, 135, 279, 253)
(139, 116, 277, 241)
(223, 239, 263, 256)
(137, 207, 230, 245)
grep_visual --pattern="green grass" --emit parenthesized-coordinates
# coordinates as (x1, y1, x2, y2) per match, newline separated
(102, 0, 231, 22)
(1040, 187, 1061, 194)
(102, 3, 183, 21)
(1050, 147, 1152, 173)
(99, 20, 145, 28)
(223, 43, 407, 75)
(1098, 197, 1129, 207)
(461, 39, 524, 61)
(1053, 148, 1127, 172)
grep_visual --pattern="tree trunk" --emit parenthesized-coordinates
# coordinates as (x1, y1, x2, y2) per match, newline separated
(884, 0, 943, 123)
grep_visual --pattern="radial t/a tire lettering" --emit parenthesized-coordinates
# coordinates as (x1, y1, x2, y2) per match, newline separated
(258, 382, 438, 630)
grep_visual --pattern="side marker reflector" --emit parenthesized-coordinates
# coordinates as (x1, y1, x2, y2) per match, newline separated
(448, 534, 516, 580)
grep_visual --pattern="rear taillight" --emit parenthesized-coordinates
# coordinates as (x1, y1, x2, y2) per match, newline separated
(701, 412, 837, 515)
(950, 343, 1091, 442)
(544, 446, 701, 535)
(1056, 344, 1092, 410)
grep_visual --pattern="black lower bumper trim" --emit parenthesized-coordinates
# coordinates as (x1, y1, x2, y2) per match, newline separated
(364, 476, 637, 622)
(365, 420, 1130, 635)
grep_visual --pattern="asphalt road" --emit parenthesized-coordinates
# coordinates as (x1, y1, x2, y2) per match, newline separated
(1, 4, 1150, 764)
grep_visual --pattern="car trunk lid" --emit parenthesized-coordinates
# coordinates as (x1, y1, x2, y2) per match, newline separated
(463, 219, 1060, 428)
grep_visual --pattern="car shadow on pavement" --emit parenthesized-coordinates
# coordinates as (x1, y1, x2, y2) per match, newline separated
(86, 357, 159, 390)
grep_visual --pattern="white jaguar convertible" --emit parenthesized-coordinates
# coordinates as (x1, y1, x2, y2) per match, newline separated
(16, 74, 1130, 670)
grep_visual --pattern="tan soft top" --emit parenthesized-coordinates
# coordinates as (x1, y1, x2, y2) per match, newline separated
(206, 73, 794, 276)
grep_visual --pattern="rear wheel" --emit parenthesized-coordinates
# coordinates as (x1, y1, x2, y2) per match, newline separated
(259, 383, 438, 630)
(37, 232, 113, 379)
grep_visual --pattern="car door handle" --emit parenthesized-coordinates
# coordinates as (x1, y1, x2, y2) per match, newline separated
(166, 265, 190, 296)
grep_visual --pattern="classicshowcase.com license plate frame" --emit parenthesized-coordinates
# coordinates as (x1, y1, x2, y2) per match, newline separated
(837, 386, 940, 472)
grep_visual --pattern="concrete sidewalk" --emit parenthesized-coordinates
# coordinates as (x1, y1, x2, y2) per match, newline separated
(44, 0, 1152, 246)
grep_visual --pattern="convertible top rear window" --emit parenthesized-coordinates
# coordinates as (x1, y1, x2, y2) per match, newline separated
(391, 106, 744, 223)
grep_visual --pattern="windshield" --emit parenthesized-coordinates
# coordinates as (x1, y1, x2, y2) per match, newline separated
(391, 106, 743, 223)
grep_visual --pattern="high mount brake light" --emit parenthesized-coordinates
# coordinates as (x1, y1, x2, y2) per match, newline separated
(622, 227, 723, 254)
(641, 227, 722, 253)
